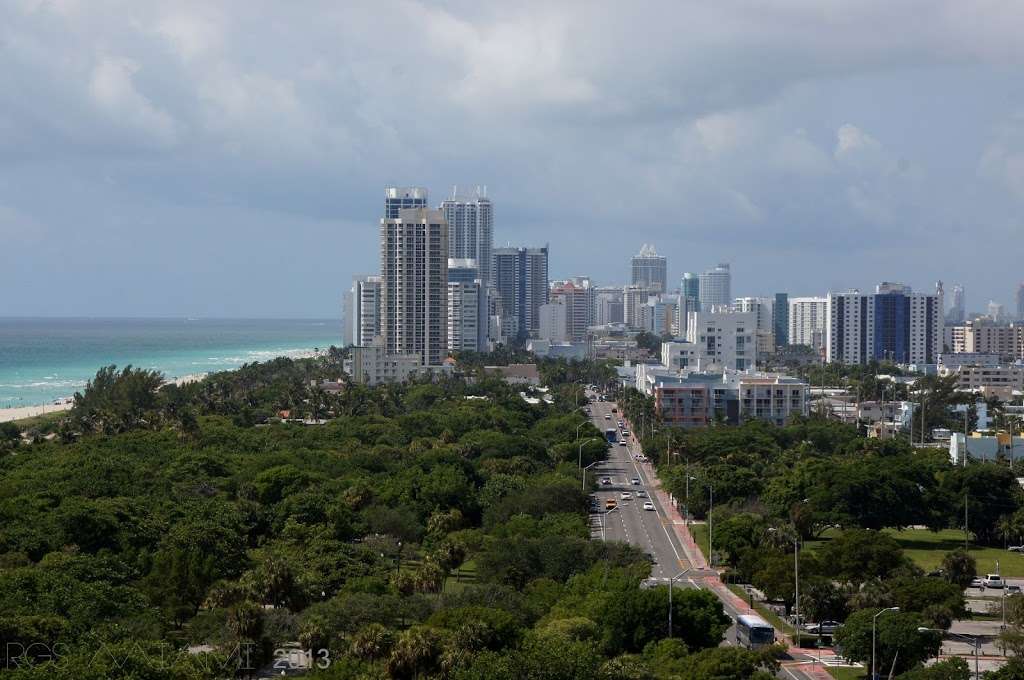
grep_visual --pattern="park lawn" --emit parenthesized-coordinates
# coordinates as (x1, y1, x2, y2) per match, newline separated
(804, 528, 1024, 577)
(827, 667, 864, 680)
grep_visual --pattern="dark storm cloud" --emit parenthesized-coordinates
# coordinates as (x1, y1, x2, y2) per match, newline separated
(2, 0, 1023, 316)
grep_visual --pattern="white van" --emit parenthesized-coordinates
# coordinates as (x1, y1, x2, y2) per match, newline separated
(983, 573, 1005, 588)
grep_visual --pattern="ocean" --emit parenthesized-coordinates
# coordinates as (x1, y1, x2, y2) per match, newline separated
(0, 318, 342, 409)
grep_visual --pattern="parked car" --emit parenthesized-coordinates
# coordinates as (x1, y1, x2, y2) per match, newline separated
(1009, 546, 1024, 553)
(970, 577, 984, 588)
(983, 573, 1005, 588)
(1008, 584, 1022, 594)
(926, 569, 945, 577)
(804, 620, 843, 635)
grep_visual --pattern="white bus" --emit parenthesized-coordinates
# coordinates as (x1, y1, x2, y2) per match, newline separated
(735, 614, 775, 650)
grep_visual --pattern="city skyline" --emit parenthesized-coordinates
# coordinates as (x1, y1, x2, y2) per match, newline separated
(4, 3, 1024, 317)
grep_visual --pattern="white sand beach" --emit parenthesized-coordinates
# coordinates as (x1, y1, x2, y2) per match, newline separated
(0, 401, 73, 424)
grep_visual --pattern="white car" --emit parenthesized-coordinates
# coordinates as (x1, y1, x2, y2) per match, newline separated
(643, 502, 655, 511)
(970, 577, 984, 588)
(604, 414, 611, 420)
(631, 478, 641, 485)
(620, 492, 632, 500)
(984, 574, 1005, 588)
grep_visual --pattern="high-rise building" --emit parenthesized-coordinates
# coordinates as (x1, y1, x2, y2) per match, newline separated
(447, 258, 487, 353)
(948, 284, 965, 323)
(632, 244, 668, 294)
(623, 285, 651, 330)
(492, 246, 549, 339)
(380, 208, 449, 366)
(594, 286, 625, 325)
(825, 283, 941, 365)
(773, 293, 789, 347)
(1016, 283, 1024, 321)
(684, 309, 758, 370)
(550, 278, 595, 342)
(344, 275, 383, 347)
(440, 188, 494, 286)
(788, 297, 828, 349)
(699, 263, 732, 310)
(988, 301, 1006, 322)
(681, 272, 700, 302)
(733, 297, 775, 356)
(384, 186, 427, 219)
(538, 301, 568, 342)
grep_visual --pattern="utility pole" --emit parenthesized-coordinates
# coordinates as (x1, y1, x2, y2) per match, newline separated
(965, 491, 969, 551)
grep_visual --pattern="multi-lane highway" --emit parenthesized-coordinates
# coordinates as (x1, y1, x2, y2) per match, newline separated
(583, 392, 835, 680)
(586, 398, 699, 581)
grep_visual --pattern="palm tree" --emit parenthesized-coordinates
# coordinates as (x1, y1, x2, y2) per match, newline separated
(349, 622, 393, 660)
(387, 626, 441, 679)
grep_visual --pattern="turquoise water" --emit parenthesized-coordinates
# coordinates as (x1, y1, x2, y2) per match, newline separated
(0, 318, 341, 408)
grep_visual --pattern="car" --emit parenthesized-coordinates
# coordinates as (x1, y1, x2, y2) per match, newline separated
(1009, 546, 1024, 553)
(600, 477, 612, 485)
(804, 620, 843, 635)
(619, 441, 628, 447)
(970, 577, 984, 588)
(631, 478, 641, 485)
(621, 430, 631, 437)
(604, 414, 611, 420)
(1009, 584, 1022, 594)
(611, 407, 617, 413)
(636, 490, 647, 497)
(620, 492, 632, 500)
(984, 574, 1006, 588)
(643, 502, 655, 511)
(926, 569, 945, 577)
(605, 499, 617, 510)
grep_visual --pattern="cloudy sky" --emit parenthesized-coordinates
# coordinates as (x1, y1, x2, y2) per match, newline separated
(2, 0, 1023, 318)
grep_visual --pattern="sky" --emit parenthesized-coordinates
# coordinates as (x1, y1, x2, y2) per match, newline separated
(2, 0, 1024, 318)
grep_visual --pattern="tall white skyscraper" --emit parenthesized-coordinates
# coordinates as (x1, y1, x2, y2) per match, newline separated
(631, 244, 668, 294)
(788, 297, 828, 349)
(699, 263, 732, 309)
(1016, 283, 1024, 321)
(384, 186, 427, 219)
(441, 187, 494, 286)
(344, 275, 382, 347)
(493, 246, 549, 339)
(380, 208, 449, 366)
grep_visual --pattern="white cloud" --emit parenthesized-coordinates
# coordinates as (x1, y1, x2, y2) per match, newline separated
(88, 56, 179, 147)
(979, 114, 1024, 200)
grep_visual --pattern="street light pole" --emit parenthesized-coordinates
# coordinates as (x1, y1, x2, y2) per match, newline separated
(668, 568, 692, 639)
(708, 483, 714, 568)
(578, 437, 599, 469)
(918, 627, 978, 679)
(582, 461, 599, 492)
(872, 607, 900, 680)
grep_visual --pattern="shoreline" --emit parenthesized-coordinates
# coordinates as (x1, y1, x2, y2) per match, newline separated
(0, 402, 73, 424)
(0, 347, 326, 425)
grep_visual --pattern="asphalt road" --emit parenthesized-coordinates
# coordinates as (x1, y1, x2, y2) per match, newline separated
(584, 394, 834, 680)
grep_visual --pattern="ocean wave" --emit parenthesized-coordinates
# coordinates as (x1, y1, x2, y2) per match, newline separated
(0, 380, 87, 389)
